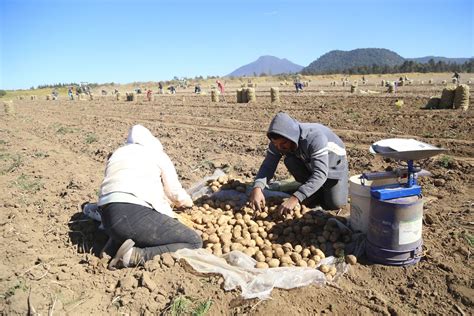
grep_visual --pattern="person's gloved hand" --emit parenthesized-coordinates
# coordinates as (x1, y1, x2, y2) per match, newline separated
(249, 187, 266, 211)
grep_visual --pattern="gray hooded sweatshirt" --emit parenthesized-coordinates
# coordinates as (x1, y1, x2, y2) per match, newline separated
(254, 112, 347, 202)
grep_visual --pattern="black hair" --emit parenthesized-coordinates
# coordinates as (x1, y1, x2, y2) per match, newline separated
(267, 132, 285, 140)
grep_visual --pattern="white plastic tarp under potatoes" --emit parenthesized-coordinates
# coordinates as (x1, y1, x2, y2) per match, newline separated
(173, 248, 349, 300)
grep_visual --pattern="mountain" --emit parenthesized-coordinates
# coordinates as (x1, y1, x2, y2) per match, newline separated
(301, 48, 405, 74)
(227, 55, 303, 77)
(407, 56, 472, 64)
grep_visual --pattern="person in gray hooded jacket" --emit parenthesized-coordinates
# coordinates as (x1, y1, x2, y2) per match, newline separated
(249, 112, 348, 215)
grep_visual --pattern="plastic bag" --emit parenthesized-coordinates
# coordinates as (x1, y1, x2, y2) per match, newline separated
(173, 248, 348, 300)
(186, 169, 226, 200)
(187, 169, 291, 206)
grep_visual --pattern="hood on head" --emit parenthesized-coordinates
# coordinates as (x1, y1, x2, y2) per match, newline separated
(267, 112, 300, 146)
(126, 124, 163, 152)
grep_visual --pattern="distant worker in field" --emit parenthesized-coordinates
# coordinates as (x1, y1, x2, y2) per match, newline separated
(168, 85, 176, 94)
(294, 79, 303, 93)
(158, 82, 164, 94)
(216, 80, 224, 94)
(194, 83, 201, 94)
(452, 72, 460, 83)
(248, 112, 348, 215)
(68, 86, 74, 100)
(146, 89, 153, 101)
(98, 125, 202, 269)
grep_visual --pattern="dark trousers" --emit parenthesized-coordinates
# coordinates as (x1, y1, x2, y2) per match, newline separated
(284, 155, 348, 210)
(100, 203, 202, 261)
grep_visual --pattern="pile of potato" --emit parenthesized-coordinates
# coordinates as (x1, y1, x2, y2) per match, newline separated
(182, 175, 357, 278)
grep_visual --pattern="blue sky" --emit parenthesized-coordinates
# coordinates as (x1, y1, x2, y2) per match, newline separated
(1, 0, 473, 90)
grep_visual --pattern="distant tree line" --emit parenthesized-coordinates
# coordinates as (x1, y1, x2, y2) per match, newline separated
(34, 82, 116, 90)
(302, 59, 474, 75)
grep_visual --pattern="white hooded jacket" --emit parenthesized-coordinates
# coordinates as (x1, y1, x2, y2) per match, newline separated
(98, 125, 192, 218)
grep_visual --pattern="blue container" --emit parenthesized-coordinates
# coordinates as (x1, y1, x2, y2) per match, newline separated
(366, 195, 423, 266)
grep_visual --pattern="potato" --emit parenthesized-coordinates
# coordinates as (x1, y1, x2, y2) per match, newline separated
(294, 245, 303, 253)
(243, 248, 256, 256)
(311, 255, 321, 264)
(259, 231, 268, 239)
(217, 215, 229, 226)
(210, 185, 219, 192)
(282, 242, 293, 250)
(213, 248, 223, 256)
(307, 259, 316, 268)
(232, 230, 242, 239)
(301, 249, 311, 258)
(322, 230, 331, 239)
(208, 234, 220, 244)
(290, 253, 302, 262)
(222, 245, 230, 254)
(280, 262, 291, 267)
(259, 212, 268, 219)
(268, 259, 280, 268)
(325, 274, 333, 282)
(231, 243, 243, 251)
(205, 227, 216, 235)
(317, 236, 327, 243)
(280, 255, 293, 264)
(262, 249, 273, 258)
(255, 237, 264, 247)
(217, 175, 228, 184)
(296, 260, 307, 267)
(319, 243, 327, 252)
(319, 264, 330, 273)
(220, 233, 232, 244)
(329, 231, 341, 242)
(249, 225, 259, 233)
(268, 233, 278, 241)
(274, 247, 285, 258)
(235, 213, 243, 220)
(334, 248, 345, 257)
(328, 266, 337, 276)
(292, 225, 301, 234)
(243, 214, 251, 222)
(201, 233, 209, 242)
(301, 226, 312, 235)
(255, 251, 266, 262)
(345, 255, 357, 265)
(255, 262, 269, 269)
(250, 232, 259, 240)
(283, 227, 293, 236)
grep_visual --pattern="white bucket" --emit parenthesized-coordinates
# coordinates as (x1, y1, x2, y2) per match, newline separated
(349, 174, 402, 233)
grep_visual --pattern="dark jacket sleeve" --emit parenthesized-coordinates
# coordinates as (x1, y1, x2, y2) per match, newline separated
(253, 143, 282, 190)
(293, 133, 329, 202)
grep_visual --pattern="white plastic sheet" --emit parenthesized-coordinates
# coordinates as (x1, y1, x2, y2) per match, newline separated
(173, 248, 348, 300)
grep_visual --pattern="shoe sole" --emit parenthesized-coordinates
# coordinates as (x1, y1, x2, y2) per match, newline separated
(108, 239, 135, 270)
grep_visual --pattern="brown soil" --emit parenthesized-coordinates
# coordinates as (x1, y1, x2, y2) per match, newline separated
(1, 77, 473, 315)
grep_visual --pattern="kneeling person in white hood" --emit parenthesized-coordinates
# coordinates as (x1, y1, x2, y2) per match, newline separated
(98, 125, 202, 269)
